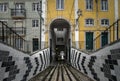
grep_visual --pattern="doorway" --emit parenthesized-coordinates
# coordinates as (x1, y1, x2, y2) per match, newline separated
(86, 32, 93, 50)
(49, 19, 71, 63)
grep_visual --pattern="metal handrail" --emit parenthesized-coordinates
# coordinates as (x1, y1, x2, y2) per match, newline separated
(0, 21, 27, 52)
(72, 19, 120, 52)
(93, 19, 120, 50)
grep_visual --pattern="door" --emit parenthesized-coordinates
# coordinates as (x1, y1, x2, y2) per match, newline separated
(33, 38, 39, 51)
(86, 32, 93, 50)
(101, 32, 108, 47)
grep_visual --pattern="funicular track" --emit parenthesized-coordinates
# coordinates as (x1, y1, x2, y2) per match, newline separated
(29, 63, 94, 81)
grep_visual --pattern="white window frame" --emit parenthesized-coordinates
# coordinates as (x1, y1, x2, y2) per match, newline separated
(15, 3, 24, 9)
(56, 0, 64, 10)
(85, 18, 94, 26)
(32, 20, 39, 27)
(101, 0, 108, 11)
(0, 3, 8, 12)
(85, 0, 93, 10)
(101, 19, 109, 26)
(32, 3, 39, 11)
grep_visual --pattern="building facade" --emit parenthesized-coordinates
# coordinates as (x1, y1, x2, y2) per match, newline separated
(46, 0, 120, 51)
(0, 0, 46, 53)
(0, 0, 120, 53)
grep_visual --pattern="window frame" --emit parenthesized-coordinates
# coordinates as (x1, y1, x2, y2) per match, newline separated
(85, 0, 93, 11)
(15, 3, 25, 9)
(56, 0, 64, 10)
(32, 2, 39, 11)
(0, 3, 8, 12)
(32, 20, 39, 27)
(101, 19, 109, 26)
(101, 0, 108, 11)
(85, 18, 94, 26)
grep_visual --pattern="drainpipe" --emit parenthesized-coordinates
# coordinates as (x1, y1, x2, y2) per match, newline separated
(74, 0, 79, 49)
(38, 0, 42, 49)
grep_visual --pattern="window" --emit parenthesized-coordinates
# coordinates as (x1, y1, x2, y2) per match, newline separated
(33, 38, 39, 51)
(57, 38, 64, 42)
(101, 0, 108, 11)
(86, 0, 93, 10)
(15, 38, 23, 49)
(101, 19, 109, 26)
(56, 0, 64, 10)
(57, 28, 63, 31)
(0, 3, 7, 12)
(85, 19, 94, 26)
(15, 3, 24, 9)
(32, 3, 39, 11)
(32, 20, 39, 27)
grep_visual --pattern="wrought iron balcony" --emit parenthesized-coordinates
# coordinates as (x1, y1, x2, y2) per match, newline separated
(11, 9, 26, 19)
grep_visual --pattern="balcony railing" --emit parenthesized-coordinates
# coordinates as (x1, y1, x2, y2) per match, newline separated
(11, 27, 26, 36)
(11, 9, 26, 19)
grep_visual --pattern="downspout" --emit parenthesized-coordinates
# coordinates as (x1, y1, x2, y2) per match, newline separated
(74, 0, 79, 49)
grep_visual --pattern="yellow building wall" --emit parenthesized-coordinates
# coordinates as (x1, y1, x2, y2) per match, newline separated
(46, 0, 117, 50)
(78, 0, 115, 49)
(118, 0, 120, 19)
(45, 0, 75, 47)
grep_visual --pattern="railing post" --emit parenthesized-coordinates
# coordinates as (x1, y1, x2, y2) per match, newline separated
(2, 22, 4, 42)
(116, 20, 119, 40)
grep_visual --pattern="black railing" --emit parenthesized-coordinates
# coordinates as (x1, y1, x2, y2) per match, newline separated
(11, 9, 26, 18)
(11, 27, 26, 35)
(94, 19, 120, 50)
(0, 21, 27, 52)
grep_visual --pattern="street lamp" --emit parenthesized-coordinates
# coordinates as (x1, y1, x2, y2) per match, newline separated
(77, 9, 82, 20)
(37, 0, 42, 49)
(76, 9, 82, 31)
(75, 9, 82, 49)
